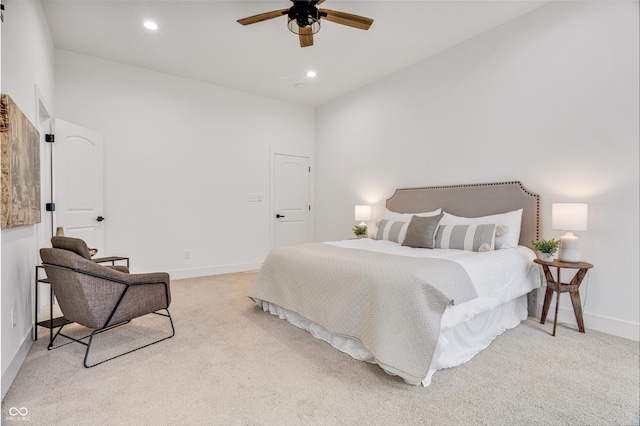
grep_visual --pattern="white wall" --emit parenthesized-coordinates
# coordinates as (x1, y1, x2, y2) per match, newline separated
(54, 50, 315, 278)
(315, 1, 639, 340)
(1, 0, 56, 398)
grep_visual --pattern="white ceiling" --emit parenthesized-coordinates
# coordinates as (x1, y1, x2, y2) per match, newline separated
(41, 1, 549, 107)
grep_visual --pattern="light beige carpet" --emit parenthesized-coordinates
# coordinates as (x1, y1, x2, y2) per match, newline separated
(2, 272, 639, 425)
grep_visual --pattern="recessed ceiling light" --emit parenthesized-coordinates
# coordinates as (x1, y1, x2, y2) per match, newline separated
(144, 21, 158, 31)
(306, 71, 317, 78)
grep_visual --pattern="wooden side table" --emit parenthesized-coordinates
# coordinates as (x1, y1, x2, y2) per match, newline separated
(534, 258, 593, 336)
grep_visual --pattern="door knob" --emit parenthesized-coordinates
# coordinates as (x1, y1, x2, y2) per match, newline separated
(97, 216, 105, 222)
(276, 214, 285, 218)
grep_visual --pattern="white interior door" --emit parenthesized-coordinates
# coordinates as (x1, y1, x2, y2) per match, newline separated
(53, 119, 105, 253)
(273, 154, 311, 248)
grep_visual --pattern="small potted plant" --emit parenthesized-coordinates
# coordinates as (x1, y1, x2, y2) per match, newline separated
(531, 238, 560, 262)
(352, 224, 367, 239)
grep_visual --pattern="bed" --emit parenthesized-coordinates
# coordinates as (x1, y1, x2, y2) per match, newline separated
(248, 181, 542, 386)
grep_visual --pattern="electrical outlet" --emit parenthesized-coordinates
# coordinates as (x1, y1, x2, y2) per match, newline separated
(184, 251, 191, 260)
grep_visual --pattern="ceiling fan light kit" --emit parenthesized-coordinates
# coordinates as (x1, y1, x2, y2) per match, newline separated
(287, 3, 321, 35)
(237, 0, 373, 48)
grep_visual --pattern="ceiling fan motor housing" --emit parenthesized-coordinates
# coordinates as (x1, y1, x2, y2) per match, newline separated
(287, 1, 321, 34)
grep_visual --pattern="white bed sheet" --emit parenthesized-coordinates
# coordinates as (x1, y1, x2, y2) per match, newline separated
(255, 240, 542, 385)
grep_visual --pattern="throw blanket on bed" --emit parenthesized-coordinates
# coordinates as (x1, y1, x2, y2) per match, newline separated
(248, 243, 478, 384)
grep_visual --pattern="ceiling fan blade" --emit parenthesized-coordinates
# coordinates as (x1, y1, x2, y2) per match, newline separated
(317, 0, 326, 5)
(321, 9, 373, 31)
(237, 9, 288, 26)
(299, 26, 314, 48)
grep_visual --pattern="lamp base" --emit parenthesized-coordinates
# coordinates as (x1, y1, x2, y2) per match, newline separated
(558, 231, 581, 263)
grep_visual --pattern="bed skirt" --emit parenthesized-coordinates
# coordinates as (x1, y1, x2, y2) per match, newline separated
(252, 294, 528, 386)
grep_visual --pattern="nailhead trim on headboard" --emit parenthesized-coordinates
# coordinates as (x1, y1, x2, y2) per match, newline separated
(386, 181, 540, 243)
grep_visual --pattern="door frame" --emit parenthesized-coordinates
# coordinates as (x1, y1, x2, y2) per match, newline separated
(34, 85, 53, 318)
(269, 150, 314, 249)
(35, 85, 53, 250)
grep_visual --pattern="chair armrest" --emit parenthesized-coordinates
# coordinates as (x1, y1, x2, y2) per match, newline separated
(61, 256, 169, 289)
(106, 265, 130, 273)
(124, 272, 172, 309)
(127, 272, 170, 286)
(80, 261, 169, 286)
(78, 260, 134, 283)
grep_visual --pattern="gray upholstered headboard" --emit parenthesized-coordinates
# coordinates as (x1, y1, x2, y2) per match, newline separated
(386, 181, 540, 249)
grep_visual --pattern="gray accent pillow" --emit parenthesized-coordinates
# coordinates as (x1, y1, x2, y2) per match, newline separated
(401, 214, 444, 249)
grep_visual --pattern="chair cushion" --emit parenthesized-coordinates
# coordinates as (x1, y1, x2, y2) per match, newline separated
(51, 236, 92, 260)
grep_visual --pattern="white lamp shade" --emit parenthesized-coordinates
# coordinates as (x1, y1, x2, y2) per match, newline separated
(552, 203, 588, 231)
(354, 205, 372, 222)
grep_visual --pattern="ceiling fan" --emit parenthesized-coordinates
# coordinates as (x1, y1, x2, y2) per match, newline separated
(237, 0, 374, 48)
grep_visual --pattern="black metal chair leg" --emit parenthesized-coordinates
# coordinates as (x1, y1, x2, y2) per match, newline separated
(48, 320, 74, 350)
(83, 309, 175, 368)
(47, 309, 174, 368)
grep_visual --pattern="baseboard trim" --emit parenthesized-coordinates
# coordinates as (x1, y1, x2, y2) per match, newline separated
(167, 261, 263, 280)
(2, 331, 33, 401)
(536, 303, 639, 341)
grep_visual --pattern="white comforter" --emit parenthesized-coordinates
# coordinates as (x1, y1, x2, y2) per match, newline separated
(249, 242, 480, 384)
(324, 239, 540, 330)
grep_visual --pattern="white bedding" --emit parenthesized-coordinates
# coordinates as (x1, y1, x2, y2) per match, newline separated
(255, 239, 542, 385)
(325, 239, 541, 330)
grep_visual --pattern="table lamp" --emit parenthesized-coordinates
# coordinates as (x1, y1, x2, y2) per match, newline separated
(552, 203, 588, 263)
(354, 205, 371, 228)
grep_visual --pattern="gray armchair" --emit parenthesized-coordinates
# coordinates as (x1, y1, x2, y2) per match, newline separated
(40, 236, 174, 367)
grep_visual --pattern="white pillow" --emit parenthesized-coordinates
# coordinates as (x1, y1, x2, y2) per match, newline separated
(382, 208, 441, 223)
(439, 209, 523, 249)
